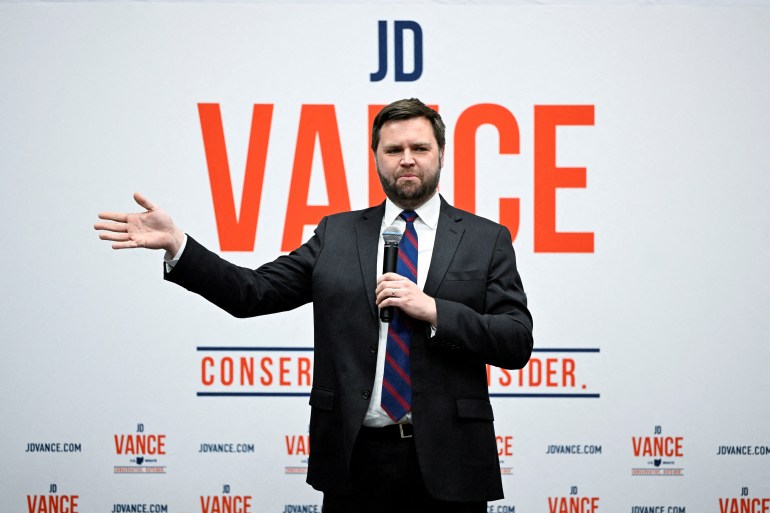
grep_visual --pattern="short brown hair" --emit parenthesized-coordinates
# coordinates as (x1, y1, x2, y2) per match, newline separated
(371, 98, 446, 153)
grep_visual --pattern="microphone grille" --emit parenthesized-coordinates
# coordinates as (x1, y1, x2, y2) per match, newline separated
(382, 225, 403, 244)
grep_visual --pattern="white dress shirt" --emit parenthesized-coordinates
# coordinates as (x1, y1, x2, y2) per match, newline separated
(363, 191, 440, 427)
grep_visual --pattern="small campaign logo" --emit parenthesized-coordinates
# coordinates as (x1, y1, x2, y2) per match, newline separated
(631, 425, 684, 476)
(284, 431, 310, 475)
(113, 423, 167, 474)
(547, 486, 599, 513)
(719, 487, 770, 513)
(200, 485, 252, 513)
(27, 484, 79, 513)
(496, 434, 514, 475)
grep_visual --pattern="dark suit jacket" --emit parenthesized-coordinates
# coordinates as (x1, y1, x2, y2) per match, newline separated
(166, 196, 533, 502)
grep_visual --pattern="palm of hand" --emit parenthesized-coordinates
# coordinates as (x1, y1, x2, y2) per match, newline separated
(127, 209, 174, 250)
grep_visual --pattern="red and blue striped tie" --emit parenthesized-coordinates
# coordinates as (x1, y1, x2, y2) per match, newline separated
(381, 210, 418, 423)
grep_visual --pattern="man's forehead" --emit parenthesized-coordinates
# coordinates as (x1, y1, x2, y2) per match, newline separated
(379, 117, 436, 144)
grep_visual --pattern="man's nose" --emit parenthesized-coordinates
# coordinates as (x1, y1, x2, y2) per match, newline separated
(401, 150, 415, 166)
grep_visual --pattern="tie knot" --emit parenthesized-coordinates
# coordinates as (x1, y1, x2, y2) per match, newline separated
(400, 210, 417, 223)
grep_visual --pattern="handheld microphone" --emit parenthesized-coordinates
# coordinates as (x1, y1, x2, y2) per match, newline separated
(380, 225, 403, 323)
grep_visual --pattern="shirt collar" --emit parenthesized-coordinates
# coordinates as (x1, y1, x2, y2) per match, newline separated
(383, 191, 441, 230)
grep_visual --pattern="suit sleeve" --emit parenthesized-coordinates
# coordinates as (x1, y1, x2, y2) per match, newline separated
(163, 217, 327, 318)
(429, 226, 533, 370)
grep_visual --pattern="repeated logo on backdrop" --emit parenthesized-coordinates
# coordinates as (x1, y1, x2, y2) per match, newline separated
(547, 486, 600, 513)
(283, 428, 310, 475)
(545, 442, 602, 456)
(24, 441, 82, 454)
(489, 503, 517, 513)
(630, 507, 686, 513)
(631, 425, 684, 476)
(197, 441, 256, 455)
(716, 444, 770, 456)
(496, 433, 515, 475)
(200, 485, 252, 513)
(113, 423, 167, 474)
(280, 504, 321, 513)
(718, 488, 769, 513)
(111, 502, 169, 512)
(27, 484, 79, 513)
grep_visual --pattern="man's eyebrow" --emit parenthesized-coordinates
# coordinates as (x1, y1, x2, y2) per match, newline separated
(383, 140, 432, 146)
(381, 141, 433, 150)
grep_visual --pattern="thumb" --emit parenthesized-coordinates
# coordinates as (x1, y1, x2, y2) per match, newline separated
(133, 192, 157, 212)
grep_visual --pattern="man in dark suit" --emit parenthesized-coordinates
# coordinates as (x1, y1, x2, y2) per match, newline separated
(95, 99, 533, 512)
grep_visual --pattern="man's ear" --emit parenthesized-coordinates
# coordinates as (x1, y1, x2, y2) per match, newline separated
(439, 148, 445, 168)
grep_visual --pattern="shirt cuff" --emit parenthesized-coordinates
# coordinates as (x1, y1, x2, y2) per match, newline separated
(163, 234, 188, 273)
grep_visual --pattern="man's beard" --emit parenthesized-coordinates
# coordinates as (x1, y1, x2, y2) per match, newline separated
(377, 163, 441, 210)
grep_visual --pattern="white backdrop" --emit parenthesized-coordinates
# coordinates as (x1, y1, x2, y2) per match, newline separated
(1, 2, 769, 512)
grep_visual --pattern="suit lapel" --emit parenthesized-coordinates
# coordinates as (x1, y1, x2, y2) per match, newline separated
(356, 203, 385, 323)
(423, 198, 464, 297)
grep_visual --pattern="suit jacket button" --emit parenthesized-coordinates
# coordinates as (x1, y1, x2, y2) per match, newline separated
(362, 390, 371, 400)
(369, 345, 377, 354)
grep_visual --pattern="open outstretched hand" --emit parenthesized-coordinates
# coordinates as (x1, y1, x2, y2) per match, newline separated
(94, 192, 184, 257)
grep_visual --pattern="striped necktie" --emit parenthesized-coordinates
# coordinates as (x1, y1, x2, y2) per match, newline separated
(381, 210, 418, 423)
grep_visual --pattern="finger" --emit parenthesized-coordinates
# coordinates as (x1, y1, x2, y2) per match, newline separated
(378, 272, 405, 283)
(376, 285, 408, 303)
(375, 288, 390, 306)
(99, 232, 131, 242)
(94, 221, 128, 232)
(382, 287, 399, 299)
(375, 282, 398, 296)
(98, 211, 128, 223)
(377, 275, 409, 288)
(111, 240, 139, 250)
(377, 281, 412, 297)
(376, 296, 398, 308)
(133, 191, 157, 212)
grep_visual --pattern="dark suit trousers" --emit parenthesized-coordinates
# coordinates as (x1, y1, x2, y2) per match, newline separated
(322, 426, 487, 513)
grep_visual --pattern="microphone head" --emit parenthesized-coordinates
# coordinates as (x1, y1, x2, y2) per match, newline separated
(382, 225, 403, 245)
